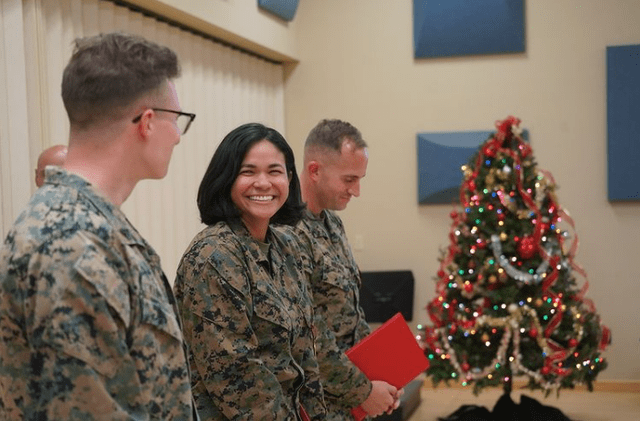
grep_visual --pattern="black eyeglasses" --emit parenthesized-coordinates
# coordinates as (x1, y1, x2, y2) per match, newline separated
(132, 108, 196, 135)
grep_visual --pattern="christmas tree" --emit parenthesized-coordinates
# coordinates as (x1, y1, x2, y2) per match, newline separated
(419, 116, 611, 397)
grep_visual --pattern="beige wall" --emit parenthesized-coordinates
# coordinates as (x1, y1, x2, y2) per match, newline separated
(142, 0, 639, 381)
(284, 0, 640, 381)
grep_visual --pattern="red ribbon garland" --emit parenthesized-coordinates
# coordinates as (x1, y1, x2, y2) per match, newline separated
(427, 117, 610, 368)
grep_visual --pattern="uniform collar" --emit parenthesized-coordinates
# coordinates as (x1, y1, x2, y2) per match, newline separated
(45, 167, 146, 247)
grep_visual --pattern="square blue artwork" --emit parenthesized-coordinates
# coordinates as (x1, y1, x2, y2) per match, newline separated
(607, 44, 640, 201)
(417, 130, 529, 204)
(258, 0, 299, 22)
(413, 0, 525, 58)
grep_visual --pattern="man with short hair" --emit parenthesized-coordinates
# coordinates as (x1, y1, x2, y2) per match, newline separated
(0, 32, 197, 420)
(295, 119, 400, 420)
(35, 144, 67, 187)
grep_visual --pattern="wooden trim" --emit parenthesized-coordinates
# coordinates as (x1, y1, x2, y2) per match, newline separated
(113, 0, 298, 64)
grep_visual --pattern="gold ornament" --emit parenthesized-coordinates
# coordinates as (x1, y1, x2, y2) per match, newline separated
(517, 210, 530, 219)
(500, 232, 508, 241)
(488, 275, 497, 284)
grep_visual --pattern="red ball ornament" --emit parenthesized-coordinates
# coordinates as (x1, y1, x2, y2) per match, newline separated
(461, 362, 470, 372)
(483, 143, 497, 158)
(541, 366, 551, 375)
(529, 328, 538, 338)
(437, 270, 446, 278)
(517, 235, 538, 259)
(538, 223, 549, 236)
(568, 339, 579, 348)
(450, 211, 458, 219)
(464, 283, 473, 293)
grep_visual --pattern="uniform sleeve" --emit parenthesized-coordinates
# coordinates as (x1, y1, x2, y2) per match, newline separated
(312, 303, 372, 407)
(15, 234, 142, 421)
(294, 307, 327, 421)
(175, 245, 296, 420)
(285, 236, 327, 420)
(294, 226, 372, 409)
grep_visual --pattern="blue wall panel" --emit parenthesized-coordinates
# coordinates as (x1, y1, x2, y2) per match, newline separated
(417, 130, 529, 204)
(413, 0, 525, 58)
(417, 131, 491, 204)
(607, 45, 640, 201)
(258, 0, 299, 22)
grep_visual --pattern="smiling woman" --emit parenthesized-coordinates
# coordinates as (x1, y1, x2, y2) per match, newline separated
(173, 123, 326, 421)
(231, 139, 290, 240)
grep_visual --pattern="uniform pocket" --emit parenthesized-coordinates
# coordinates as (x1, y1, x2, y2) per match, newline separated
(253, 280, 293, 332)
(320, 254, 353, 293)
(139, 296, 183, 342)
(36, 248, 133, 378)
(74, 246, 131, 327)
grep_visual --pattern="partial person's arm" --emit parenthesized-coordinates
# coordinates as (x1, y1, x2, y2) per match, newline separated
(294, 224, 399, 416)
(293, 226, 372, 408)
(281, 232, 327, 420)
(295, 313, 327, 421)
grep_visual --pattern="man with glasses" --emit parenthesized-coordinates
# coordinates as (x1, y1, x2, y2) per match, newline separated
(0, 32, 198, 420)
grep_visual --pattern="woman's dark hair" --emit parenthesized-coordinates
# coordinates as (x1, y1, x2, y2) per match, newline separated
(198, 122, 305, 226)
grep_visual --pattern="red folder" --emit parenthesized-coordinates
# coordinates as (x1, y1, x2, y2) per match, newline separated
(346, 312, 429, 421)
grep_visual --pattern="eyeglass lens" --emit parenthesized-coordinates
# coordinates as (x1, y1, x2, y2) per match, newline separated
(177, 115, 193, 135)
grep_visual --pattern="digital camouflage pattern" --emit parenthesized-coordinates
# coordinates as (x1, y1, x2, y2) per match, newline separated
(291, 209, 372, 420)
(174, 219, 326, 421)
(0, 168, 197, 421)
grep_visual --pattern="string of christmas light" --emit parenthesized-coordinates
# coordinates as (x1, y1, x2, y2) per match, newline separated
(419, 116, 610, 396)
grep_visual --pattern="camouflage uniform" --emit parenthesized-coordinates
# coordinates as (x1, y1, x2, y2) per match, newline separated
(174, 219, 326, 421)
(291, 209, 372, 420)
(0, 167, 197, 421)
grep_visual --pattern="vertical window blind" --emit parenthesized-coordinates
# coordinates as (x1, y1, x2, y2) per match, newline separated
(0, 0, 286, 279)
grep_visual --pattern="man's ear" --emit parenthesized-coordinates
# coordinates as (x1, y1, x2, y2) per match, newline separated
(135, 109, 154, 139)
(307, 161, 321, 180)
